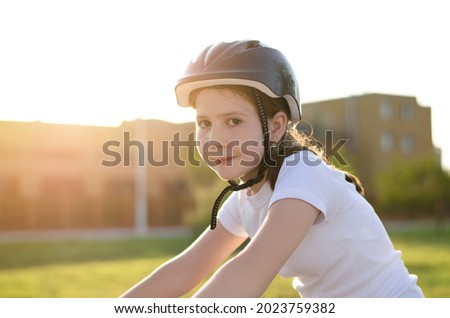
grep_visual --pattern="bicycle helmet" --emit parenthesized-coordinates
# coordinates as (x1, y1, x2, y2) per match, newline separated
(175, 40, 301, 121)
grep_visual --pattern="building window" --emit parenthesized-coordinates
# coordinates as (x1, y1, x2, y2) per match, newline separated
(380, 132, 394, 152)
(401, 134, 414, 154)
(379, 100, 393, 120)
(400, 102, 413, 120)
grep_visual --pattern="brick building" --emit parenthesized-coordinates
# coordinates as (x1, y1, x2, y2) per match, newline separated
(302, 93, 437, 200)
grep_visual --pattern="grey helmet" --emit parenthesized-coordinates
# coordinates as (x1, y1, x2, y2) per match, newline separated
(175, 40, 301, 121)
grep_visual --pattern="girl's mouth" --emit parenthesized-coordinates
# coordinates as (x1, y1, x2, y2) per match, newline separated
(213, 157, 233, 166)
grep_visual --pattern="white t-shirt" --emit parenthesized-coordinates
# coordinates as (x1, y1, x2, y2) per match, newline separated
(218, 151, 424, 297)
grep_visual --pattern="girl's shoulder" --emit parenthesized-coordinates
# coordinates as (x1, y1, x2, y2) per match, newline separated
(275, 150, 349, 193)
(280, 150, 332, 178)
(282, 149, 324, 165)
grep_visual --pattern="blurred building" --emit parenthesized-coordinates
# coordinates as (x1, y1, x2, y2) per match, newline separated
(302, 93, 438, 200)
(0, 119, 195, 232)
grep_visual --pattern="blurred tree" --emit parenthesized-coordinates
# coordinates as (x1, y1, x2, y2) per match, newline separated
(375, 156, 450, 221)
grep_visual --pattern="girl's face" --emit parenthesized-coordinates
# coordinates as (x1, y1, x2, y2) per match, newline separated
(195, 88, 265, 181)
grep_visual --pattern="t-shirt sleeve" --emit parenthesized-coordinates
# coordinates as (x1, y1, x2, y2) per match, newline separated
(217, 192, 248, 237)
(269, 151, 332, 225)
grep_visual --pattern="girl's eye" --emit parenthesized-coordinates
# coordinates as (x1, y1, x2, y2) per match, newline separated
(227, 118, 241, 126)
(197, 120, 211, 129)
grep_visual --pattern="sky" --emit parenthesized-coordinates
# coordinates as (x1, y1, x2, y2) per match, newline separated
(0, 0, 449, 169)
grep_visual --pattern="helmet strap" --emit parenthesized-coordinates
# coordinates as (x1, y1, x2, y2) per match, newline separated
(209, 88, 274, 229)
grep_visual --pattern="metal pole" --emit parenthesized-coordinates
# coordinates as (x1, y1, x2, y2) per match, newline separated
(134, 119, 148, 234)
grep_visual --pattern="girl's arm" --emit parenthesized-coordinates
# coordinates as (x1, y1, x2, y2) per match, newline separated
(120, 222, 247, 297)
(193, 198, 319, 297)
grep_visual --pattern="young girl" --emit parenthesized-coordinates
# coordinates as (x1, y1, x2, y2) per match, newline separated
(121, 40, 424, 298)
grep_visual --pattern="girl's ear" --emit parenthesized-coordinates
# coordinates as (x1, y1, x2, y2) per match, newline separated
(269, 111, 288, 141)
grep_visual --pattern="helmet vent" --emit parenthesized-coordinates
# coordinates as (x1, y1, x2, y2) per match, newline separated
(223, 40, 262, 59)
(246, 40, 261, 49)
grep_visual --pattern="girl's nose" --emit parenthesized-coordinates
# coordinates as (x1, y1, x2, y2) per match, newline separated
(201, 127, 229, 159)
(208, 127, 227, 149)
(203, 140, 224, 159)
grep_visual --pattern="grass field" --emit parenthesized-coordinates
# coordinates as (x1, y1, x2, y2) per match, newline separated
(0, 226, 448, 298)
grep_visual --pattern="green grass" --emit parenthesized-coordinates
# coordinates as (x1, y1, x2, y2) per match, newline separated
(387, 228, 450, 297)
(0, 227, 448, 298)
